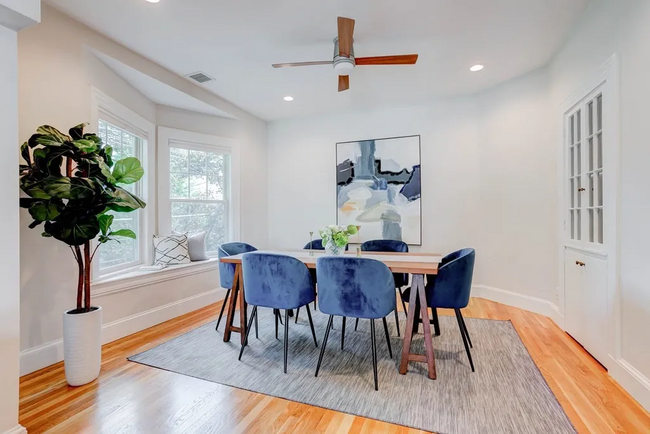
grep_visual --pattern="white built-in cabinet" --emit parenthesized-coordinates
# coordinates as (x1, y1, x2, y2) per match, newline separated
(562, 85, 611, 367)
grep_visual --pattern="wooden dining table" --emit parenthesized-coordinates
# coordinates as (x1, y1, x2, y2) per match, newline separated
(219, 250, 441, 379)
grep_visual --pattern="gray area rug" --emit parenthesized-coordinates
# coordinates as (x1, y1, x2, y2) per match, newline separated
(129, 309, 575, 434)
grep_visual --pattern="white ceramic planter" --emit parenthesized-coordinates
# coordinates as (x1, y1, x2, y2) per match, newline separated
(63, 306, 102, 386)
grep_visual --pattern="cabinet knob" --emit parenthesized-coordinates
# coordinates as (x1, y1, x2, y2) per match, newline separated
(578, 188, 586, 192)
(575, 260, 586, 267)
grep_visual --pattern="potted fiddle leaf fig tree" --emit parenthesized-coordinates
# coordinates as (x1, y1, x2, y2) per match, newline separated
(19, 123, 146, 386)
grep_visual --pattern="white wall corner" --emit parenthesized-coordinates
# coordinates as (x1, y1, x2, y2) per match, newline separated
(0, 0, 40, 31)
(20, 288, 226, 376)
(610, 358, 650, 412)
(472, 284, 563, 326)
(1, 425, 27, 434)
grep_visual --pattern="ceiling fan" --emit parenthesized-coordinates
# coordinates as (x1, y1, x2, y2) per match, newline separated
(272, 17, 418, 92)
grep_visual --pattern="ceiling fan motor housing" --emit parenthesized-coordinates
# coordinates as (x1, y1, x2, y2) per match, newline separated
(333, 37, 355, 75)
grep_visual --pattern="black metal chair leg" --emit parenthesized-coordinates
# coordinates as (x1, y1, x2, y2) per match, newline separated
(283, 310, 290, 373)
(215, 288, 231, 331)
(382, 317, 393, 359)
(431, 307, 441, 336)
(370, 319, 378, 391)
(305, 304, 318, 347)
(238, 306, 257, 361)
(455, 309, 475, 372)
(315, 315, 334, 377)
(295, 307, 300, 324)
(354, 318, 359, 331)
(255, 308, 259, 339)
(393, 308, 401, 337)
(341, 317, 346, 350)
(277, 309, 283, 325)
(459, 311, 472, 348)
(275, 309, 279, 340)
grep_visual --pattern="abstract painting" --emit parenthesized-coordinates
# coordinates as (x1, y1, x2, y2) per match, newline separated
(336, 135, 421, 245)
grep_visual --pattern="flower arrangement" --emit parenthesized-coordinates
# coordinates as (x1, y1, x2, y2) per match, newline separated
(319, 224, 358, 255)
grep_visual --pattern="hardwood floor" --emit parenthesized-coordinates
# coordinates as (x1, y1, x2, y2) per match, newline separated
(19, 297, 650, 433)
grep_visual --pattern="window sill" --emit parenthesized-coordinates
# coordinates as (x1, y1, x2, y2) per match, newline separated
(92, 258, 220, 298)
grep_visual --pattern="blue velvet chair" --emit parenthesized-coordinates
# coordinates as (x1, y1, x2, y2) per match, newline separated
(402, 248, 476, 371)
(359, 239, 409, 337)
(216, 242, 258, 332)
(315, 257, 396, 391)
(238, 253, 318, 373)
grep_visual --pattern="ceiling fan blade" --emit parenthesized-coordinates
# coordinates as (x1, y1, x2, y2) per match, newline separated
(338, 75, 350, 92)
(337, 17, 355, 58)
(355, 54, 419, 65)
(272, 61, 333, 68)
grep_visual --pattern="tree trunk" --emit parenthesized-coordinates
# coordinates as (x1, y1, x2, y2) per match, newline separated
(84, 241, 92, 312)
(75, 245, 84, 311)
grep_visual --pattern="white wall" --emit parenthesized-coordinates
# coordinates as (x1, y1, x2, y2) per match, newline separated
(267, 98, 482, 262)
(18, 6, 268, 375)
(1, 1, 39, 432)
(267, 76, 555, 301)
(550, 0, 650, 406)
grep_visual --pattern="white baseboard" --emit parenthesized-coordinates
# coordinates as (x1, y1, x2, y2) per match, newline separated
(2, 425, 27, 434)
(20, 288, 226, 376)
(610, 358, 650, 412)
(472, 284, 563, 325)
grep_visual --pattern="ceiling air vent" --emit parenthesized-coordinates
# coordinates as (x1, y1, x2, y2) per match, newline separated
(186, 72, 215, 84)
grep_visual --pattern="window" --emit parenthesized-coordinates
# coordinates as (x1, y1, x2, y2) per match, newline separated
(168, 143, 229, 253)
(91, 88, 155, 281)
(158, 127, 240, 256)
(96, 119, 145, 272)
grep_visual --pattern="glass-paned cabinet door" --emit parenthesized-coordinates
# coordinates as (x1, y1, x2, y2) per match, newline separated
(565, 88, 604, 247)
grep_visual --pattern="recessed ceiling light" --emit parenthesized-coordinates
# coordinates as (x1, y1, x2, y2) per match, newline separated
(283, 96, 294, 102)
(470, 64, 484, 72)
(146, 0, 160, 3)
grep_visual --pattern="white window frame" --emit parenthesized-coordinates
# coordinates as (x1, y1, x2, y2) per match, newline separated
(90, 87, 156, 280)
(158, 127, 241, 253)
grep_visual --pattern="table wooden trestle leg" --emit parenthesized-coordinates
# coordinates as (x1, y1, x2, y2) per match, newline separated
(399, 273, 436, 379)
(223, 263, 247, 344)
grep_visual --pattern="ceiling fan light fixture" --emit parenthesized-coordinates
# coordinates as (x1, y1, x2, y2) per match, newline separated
(470, 64, 484, 72)
(334, 59, 354, 76)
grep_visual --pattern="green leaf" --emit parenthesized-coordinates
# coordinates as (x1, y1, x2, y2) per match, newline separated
(37, 125, 71, 142)
(98, 160, 116, 183)
(72, 139, 99, 154)
(44, 217, 100, 246)
(98, 214, 114, 236)
(41, 232, 53, 238)
(28, 202, 61, 221)
(112, 157, 144, 184)
(83, 133, 102, 144)
(33, 148, 47, 160)
(43, 177, 96, 199)
(21, 142, 31, 164)
(106, 187, 146, 213)
(109, 229, 136, 239)
(98, 235, 111, 244)
(34, 134, 65, 147)
(69, 123, 89, 140)
(20, 179, 52, 200)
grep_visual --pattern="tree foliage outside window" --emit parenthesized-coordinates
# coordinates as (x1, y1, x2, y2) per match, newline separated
(169, 146, 228, 252)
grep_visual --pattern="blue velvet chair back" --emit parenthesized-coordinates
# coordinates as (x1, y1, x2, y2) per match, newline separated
(242, 253, 316, 310)
(218, 242, 257, 289)
(426, 248, 475, 309)
(316, 257, 396, 319)
(303, 239, 349, 251)
(360, 239, 409, 288)
(303, 239, 324, 250)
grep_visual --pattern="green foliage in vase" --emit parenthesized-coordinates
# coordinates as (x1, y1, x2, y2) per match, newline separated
(19, 123, 146, 312)
(319, 224, 358, 247)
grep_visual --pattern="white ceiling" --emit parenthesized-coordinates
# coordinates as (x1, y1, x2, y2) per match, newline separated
(47, 0, 590, 121)
(92, 50, 234, 118)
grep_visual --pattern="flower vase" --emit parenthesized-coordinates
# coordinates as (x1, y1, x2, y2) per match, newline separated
(325, 239, 345, 256)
